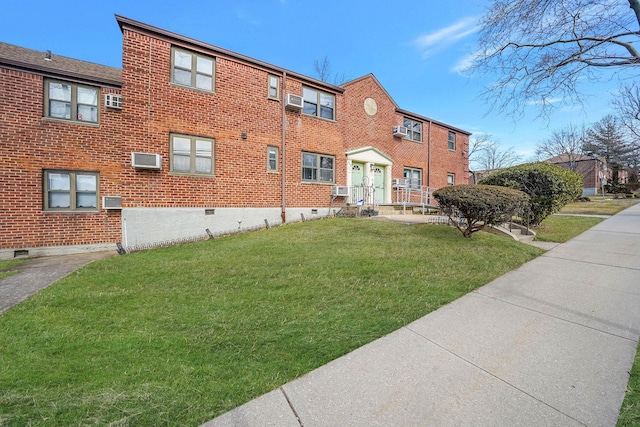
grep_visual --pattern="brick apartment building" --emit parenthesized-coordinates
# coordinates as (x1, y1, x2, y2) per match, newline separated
(0, 15, 470, 259)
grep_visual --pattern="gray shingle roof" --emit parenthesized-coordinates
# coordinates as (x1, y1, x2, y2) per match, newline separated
(0, 42, 121, 88)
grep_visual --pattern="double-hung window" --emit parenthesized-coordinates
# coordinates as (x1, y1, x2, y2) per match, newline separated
(45, 80, 99, 123)
(44, 170, 99, 211)
(172, 47, 215, 92)
(268, 75, 280, 99)
(267, 146, 279, 172)
(403, 167, 422, 189)
(170, 134, 214, 176)
(448, 131, 456, 150)
(302, 152, 335, 183)
(302, 86, 335, 120)
(403, 118, 422, 142)
(447, 173, 455, 186)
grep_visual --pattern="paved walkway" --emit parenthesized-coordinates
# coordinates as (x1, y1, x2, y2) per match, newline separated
(203, 204, 640, 426)
(0, 251, 115, 315)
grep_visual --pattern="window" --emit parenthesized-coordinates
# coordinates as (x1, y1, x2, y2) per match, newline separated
(170, 134, 214, 176)
(171, 47, 215, 92)
(44, 170, 99, 211)
(403, 118, 422, 142)
(302, 86, 335, 120)
(447, 173, 455, 186)
(268, 75, 280, 99)
(403, 167, 422, 189)
(448, 131, 456, 150)
(267, 146, 279, 172)
(45, 80, 98, 123)
(302, 152, 335, 183)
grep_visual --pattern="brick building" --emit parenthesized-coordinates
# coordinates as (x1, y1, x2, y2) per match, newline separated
(0, 15, 470, 259)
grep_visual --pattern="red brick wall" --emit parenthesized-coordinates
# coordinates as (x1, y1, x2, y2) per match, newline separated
(0, 67, 122, 250)
(120, 29, 344, 210)
(340, 75, 469, 192)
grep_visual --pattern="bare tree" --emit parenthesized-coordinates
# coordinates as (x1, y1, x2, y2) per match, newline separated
(313, 56, 352, 85)
(612, 82, 640, 142)
(313, 56, 332, 82)
(467, 0, 640, 118)
(469, 133, 522, 170)
(536, 123, 585, 169)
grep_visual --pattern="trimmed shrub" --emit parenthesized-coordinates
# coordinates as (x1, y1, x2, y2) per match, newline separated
(479, 162, 582, 225)
(433, 184, 530, 238)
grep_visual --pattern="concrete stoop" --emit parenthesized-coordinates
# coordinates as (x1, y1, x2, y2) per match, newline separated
(486, 223, 536, 243)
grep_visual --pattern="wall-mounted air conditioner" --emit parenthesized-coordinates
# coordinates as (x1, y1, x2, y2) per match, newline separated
(105, 93, 123, 109)
(392, 126, 408, 137)
(131, 152, 162, 169)
(392, 178, 407, 188)
(285, 93, 303, 110)
(102, 196, 122, 210)
(332, 185, 350, 196)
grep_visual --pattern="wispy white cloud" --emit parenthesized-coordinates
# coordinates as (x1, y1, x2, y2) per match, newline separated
(413, 16, 481, 58)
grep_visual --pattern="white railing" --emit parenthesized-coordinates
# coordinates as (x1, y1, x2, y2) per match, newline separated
(393, 184, 432, 206)
(345, 184, 433, 209)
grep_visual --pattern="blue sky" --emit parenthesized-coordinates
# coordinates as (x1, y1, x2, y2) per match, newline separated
(1, 0, 619, 168)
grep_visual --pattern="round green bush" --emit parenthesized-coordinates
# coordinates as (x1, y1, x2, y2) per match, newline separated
(433, 184, 530, 237)
(478, 162, 582, 225)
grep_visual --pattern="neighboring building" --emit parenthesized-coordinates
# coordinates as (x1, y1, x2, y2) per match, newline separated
(545, 153, 609, 197)
(0, 15, 470, 260)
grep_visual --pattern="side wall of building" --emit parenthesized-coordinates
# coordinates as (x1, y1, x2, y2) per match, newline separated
(0, 67, 123, 259)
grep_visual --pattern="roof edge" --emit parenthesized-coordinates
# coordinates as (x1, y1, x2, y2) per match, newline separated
(115, 14, 345, 94)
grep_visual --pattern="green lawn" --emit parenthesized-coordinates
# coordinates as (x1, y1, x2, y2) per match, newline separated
(0, 259, 28, 280)
(0, 219, 544, 426)
(534, 215, 605, 243)
(560, 198, 639, 215)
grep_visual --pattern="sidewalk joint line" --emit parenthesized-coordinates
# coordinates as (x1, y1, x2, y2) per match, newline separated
(472, 291, 638, 343)
(280, 386, 304, 427)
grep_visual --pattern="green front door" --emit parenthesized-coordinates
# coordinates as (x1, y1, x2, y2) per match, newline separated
(351, 163, 365, 204)
(373, 165, 385, 204)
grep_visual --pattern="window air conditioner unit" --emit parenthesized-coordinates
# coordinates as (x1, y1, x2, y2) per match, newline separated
(102, 196, 122, 210)
(332, 185, 350, 196)
(392, 178, 407, 188)
(105, 93, 123, 109)
(285, 93, 303, 110)
(131, 152, 162, 169)
(392, 126, 408, 137)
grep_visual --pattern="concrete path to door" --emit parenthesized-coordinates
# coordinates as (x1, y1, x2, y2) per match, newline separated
(203, 204, 640, 426)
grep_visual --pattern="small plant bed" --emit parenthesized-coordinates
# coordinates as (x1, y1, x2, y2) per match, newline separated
(0, 219, 543, 426)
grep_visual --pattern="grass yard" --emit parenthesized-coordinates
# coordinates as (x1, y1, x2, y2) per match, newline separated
(534, 215, 605, 243)
(560, 198, 639, 215)
(0, 219, 544, 426)
(0, 259, 28, 280)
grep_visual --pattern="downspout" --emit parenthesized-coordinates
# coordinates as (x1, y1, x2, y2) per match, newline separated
(427, 120, 432, 204)
(281, 72, 287, 224)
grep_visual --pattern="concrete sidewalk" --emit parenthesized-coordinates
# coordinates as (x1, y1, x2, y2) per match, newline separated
(0, 251, 116, 315)
(203, 204, 640, 426)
